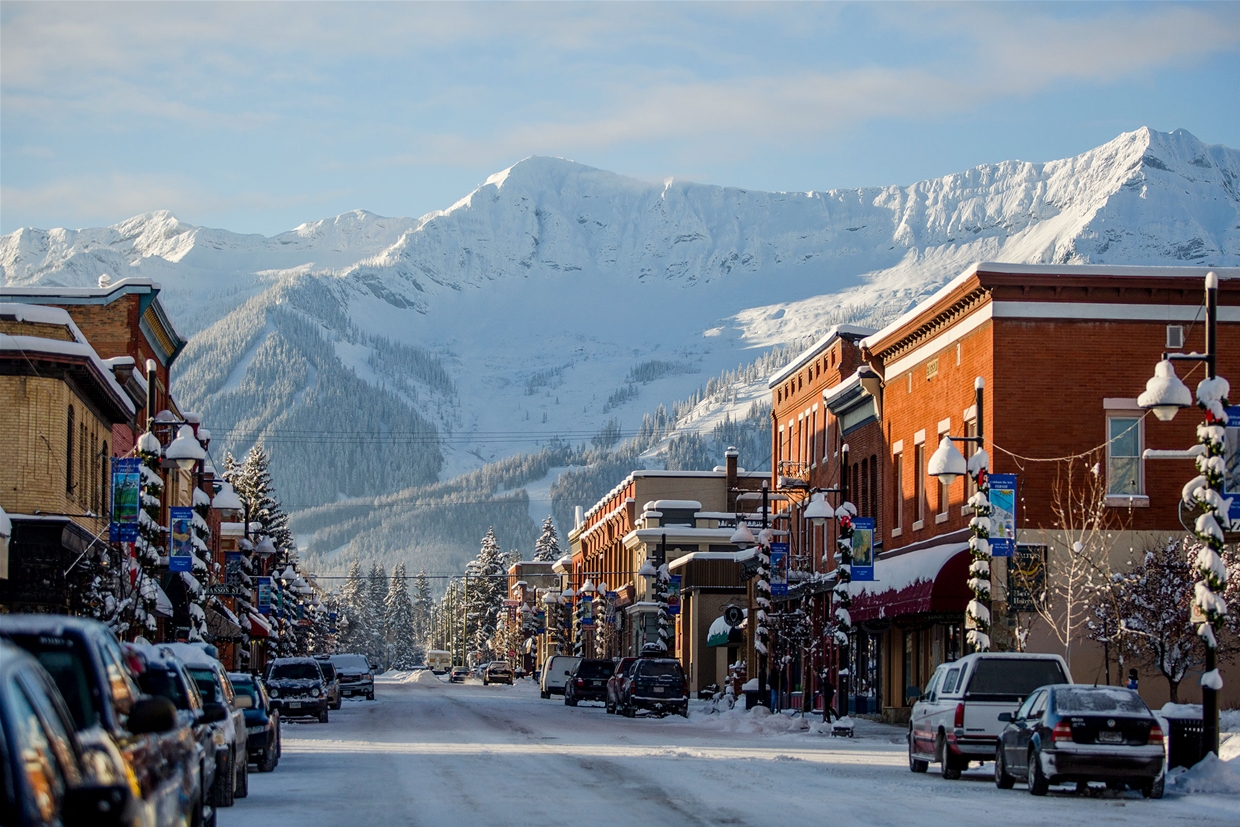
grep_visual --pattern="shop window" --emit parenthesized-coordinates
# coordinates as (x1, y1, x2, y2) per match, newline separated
(914, 442, 926, 527)
(891, 450, 903, 534)
(1107, 416, 1142, 495)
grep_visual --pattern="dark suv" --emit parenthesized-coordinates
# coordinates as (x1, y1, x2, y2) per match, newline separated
(266, 658, 330, 722)
(564, 659, 612, 706)
(229, 673, 280, 772)
(620, 658, 689, 718)
(330, 653, 375, 700)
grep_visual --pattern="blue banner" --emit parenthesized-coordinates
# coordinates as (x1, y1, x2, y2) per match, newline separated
(769, 542, 789, 596)
(851, 518, 875, 581)
(257, 576, 273, 614)
(988, 474, 1018, 558)
(168, 506, 194, 572)
(109, 457, 141, 542)
(667, 575, 682, 614)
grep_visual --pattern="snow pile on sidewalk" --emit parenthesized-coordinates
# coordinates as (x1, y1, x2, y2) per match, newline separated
(691, 704, 812, 735)
(1167, 753, 1240, 795)
(377, 669, 442, 686)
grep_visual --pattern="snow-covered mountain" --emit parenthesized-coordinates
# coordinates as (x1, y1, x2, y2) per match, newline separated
(4, 126, 1239, 570)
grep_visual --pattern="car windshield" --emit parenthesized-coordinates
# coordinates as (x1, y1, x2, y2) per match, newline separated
(187, 667, 219, 702)
(10, 635, 99, 730)
(488, 663, 509, 670)
(331, 655, 370, 673)
(636, 660, 682, 679)
(966, 659, 1067, 698)
(270, 663, 320, 681)
(1054, 688, 1149, 715)
(140, 666, 191, 710)
(576, 661, 613, 679)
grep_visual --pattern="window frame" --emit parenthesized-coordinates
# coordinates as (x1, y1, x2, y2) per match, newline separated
(891, 442, 904, 537)
(1105, 413, 1146, 503)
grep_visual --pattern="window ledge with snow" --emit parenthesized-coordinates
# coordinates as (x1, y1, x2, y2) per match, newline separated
(935, 512, 949, 524)
(912, 520, 925, 532)
(891, 527, 902, 538)
(1104, 494, 1149, 508)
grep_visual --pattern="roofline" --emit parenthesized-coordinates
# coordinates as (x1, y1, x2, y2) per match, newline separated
(767, 324, 877, 389)
(860, 262, 1240, 356)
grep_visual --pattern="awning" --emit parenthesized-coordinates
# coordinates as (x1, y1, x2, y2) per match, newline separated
(706, 611, 745, 647)
(849, 541, 971, 623)
(247, 612, 272, 639)
(153, 584, 174, 618)
(206, 606, 244, 641)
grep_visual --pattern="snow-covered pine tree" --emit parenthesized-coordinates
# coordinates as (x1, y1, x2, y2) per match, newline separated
(183, 486, 212, 642)
(338, 560, 370, 653)
(465, 528, 506, 659)
(384, 563, 420, 669)
(532, 516, 561, 562)
(412, 570, 433, 647)
(133, 431, 165, 635)
(229, 445, 293, 560)
(369, 563, 388, 667)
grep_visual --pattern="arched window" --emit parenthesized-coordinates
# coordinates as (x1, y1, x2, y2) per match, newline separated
(66, 406, 75, 494)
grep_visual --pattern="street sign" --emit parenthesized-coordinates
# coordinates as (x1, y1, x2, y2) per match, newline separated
(988, 474, 1018, 557)
(851, 519, 875, 581)
(769, 542, 789, 596)
(168, 507, 193, 572)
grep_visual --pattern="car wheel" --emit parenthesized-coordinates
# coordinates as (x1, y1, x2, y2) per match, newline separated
(1027, 749, 1049, 796)
(679, 704, 689, 718)
(937, 733, 962, 780)
(908, 729, 928, 773)
(319, 707, 330, 724)
(367, 691, 375, 701)
(234, 751, 248, 799)
(210, 751, 235, 808)
(994, 747, 1014, 789)
(1142, 774, 1164, 800)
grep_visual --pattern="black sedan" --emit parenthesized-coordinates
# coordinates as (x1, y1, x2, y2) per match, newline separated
(564, 659, 612, 706)
(994, 684, 1165, 798)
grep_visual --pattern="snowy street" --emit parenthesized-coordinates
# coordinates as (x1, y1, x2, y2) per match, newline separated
(221, 674, 1238, 827)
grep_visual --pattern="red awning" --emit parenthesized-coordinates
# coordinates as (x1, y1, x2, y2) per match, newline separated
(849, 542, 971, 622)
(247, 612, 272, 638)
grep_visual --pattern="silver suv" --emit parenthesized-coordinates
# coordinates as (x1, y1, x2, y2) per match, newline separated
(908, 652, 1071, 779)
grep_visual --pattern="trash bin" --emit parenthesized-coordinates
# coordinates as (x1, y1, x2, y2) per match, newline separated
(743, 689, 760, 709)
(1163, 715, 1206, 770)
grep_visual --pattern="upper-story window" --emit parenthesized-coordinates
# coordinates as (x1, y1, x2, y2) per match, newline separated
(1107, 416, 1143, 496)
(66, 405, 75, 494)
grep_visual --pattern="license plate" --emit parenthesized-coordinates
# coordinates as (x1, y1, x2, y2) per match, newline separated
(287, 701, 302, 709)
(654, 687, 665, 694)
(1098, 731, 1123, 744)
(247, 726, 265, 735)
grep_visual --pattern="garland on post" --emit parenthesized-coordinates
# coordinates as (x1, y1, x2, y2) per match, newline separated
(133, 432, 165, 634)
(831, 503, 856, 647)
(966, 449, 993, 652)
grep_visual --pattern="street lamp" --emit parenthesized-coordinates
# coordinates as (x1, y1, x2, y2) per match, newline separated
(927, 376, 992, 653)
(1137, 270, 1230, 758)
(164, 424, 206, 471)
(729, 521, 756, 548)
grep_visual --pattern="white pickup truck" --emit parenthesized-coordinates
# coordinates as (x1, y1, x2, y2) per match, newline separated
(908, 652, 1071, 779)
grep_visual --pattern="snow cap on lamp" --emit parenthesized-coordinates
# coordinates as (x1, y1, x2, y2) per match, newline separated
(1138, 359, 1193, 421)
(165, 424, 205, 470)
(928, 436, 967, 485)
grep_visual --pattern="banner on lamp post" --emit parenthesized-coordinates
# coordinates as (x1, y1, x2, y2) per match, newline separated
(769, 542, 789, 595)
(988, 474, 1018, 558)
(168, 507, 194, 572)
(667, 575, 682, 614)
(109, 458, 141, 542)
(851, 518, 875, 581)
(257, 576, 273, 614)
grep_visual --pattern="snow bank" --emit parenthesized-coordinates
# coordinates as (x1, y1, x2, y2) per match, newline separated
(1167, 752, 1240, 796)
(377, 669, 443, 686)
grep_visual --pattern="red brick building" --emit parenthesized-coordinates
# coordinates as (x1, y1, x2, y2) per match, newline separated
(772, 263, 1240, 720)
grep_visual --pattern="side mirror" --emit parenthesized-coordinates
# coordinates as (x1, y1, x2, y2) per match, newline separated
(199, 703, 229, 724)
(128, 696, 178, 735)
(62, 783, 131, 827)
(997, 712, 1012, 723)
(233, 695, 253, 710)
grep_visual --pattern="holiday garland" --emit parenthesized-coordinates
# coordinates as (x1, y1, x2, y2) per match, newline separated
(133, 431, 165, 633)
(966, 449, 993, 652)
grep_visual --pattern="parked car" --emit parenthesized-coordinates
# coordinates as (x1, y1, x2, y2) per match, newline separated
(265, 658, 330, 723)
(0, 616, 197, 827)
(449, 667, 469, 683)
(227, 673, 280, 773)
(329, 653, 375, 700)
(539, 655, 582, 699)
(994, 684, 1165, 797)
(908, 652, 1071, 779)
(483, 662, 513, 685)
(165, 642, 252, 809)
(619, 658, 689, 718)
(605, 657, 638, 714)
(0, 640, 137, 827)
(425, 650, 452, 674)
(564, 659, 612, 707)
(313, 655, 342, 710)
(126, 642, 229, 826)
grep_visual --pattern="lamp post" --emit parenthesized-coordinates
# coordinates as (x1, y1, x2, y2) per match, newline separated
(805, 443, 852, 723)
(928, 377, 991, 652)
(1137, 270, 1229, 758)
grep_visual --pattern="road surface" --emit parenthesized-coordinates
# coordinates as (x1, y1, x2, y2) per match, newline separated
(222, 673, 1238, 826)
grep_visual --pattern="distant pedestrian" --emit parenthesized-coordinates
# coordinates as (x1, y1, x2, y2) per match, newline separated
(821, 676, 836, 723)
(1126, 669, 1139, 691)
(768, 665, 782, 710)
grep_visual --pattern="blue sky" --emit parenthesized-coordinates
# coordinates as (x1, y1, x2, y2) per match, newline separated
(2, 1, 1239, 236)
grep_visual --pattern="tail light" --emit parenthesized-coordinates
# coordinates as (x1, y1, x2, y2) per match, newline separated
(1147, 724, 1164, 746)
(576, 678, 584, 686)
(1052, 721, 1074, 744)
(954, 703, 965, 728)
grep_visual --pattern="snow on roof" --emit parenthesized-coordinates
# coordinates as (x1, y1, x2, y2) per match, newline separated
(767, 324, 877, 388)
(822, 369, 864, 408)
(0, 303, 136, 415)
(164, 642, 223, 668)
(644, 499, 702, 511)
(0, 277, 159, 299)
(247, 612, 272, 636)
(708, 613, 732, 639)
(668, 550, 744, 571)
(851, 541, 970, 599)
(860, 263, 1240, 356)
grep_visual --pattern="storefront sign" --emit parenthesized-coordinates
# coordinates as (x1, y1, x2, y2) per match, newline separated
(225, 551, 244, 589)
(168, 507, 194, 572)
(850, 518, 875, 581)
(257, 576, 273, 614)
(769, 543, 789, 595)
(667, 575, 683, 614)
(1008, 544, 1046, 613)
(580, 595, 594, 626)
(988, 474, 1018, 557)
(109, 458, 141, 542)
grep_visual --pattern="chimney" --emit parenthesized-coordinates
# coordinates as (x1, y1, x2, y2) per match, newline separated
(725, 446, 739, 511)
(145, 359, 158, 429)
(574, 506, 584, 529)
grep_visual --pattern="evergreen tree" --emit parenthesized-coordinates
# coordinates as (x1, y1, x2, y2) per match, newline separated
(229, 445, 293, 559)
(465, 528, 506, 660)
(338, 560, 370, 653)
(369, 563, 389, 667)
(532, 516, 561, 562)
(412, 570, 433, 647)
(384, 563, 420, 669)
